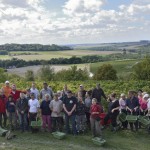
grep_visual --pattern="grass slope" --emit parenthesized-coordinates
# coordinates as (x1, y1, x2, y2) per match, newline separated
(0, 129, 149, 150)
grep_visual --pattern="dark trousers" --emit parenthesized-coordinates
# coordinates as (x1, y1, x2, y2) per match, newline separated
(29, 113, 38, 133)
(121, 109, 128, 129)
(104, 112, 118, 127)
(51, 117, 63, 132)
(65, 114, 76, 135)
(0, 113, 7, 128)
(85, 112, 91, 129)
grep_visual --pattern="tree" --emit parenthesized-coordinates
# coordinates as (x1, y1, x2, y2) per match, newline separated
(132, 57, 150, 80)
(25, 70, 34, 81)
(0, 68, 7, 83)
(93, 64, 118, 80)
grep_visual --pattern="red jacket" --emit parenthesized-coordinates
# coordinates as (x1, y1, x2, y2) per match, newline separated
(10, 90, 22, 102)
(0, 95, 7, 113)
(90, 104, 102, 119)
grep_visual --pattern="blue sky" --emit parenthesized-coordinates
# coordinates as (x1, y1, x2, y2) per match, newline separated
(0, 0, 150, 44)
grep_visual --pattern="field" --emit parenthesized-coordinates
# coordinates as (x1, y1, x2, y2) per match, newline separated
(90, 59, 138, 77)
(0, 129, 149, 150)
(8, 50, 119, 61)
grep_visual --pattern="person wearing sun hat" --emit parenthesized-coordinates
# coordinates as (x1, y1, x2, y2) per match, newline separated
(1, 81, 12, 98)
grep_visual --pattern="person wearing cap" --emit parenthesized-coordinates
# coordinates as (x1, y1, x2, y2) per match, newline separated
(1, 81, 12, 98)
(50, 93, 63, 132)
(63, 90, 77, 135)
(92, 83, 107, 104)
(40, 82, 53, 101)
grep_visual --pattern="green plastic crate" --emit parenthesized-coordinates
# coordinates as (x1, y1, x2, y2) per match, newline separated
(138, 115, 150, 127)
(52, 132, 66, 140)
(31, 120, 42, 128)
(118, 112, 126, 122)
(92, 137, 106, 146)
(126, 115, 137, 123)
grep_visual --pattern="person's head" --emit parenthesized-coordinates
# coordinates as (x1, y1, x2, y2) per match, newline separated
(5, 81, 10, 87)
(45, 94, 51, 101)
(67, 90, 72, 98)
(128, 90, 135, 98)
(138, 89, 143, 97)
(54, 93, 58, 101)
(96, 83, 100, 89)
(143, 94, 149, 101)
(43, 82, 48, 89)
(8, 95, 13, 101)
(12, 84, 16, 91)
(120, 93, 126, 100)
(30, 93, 35, 99)
(92, 98, 97, 105)
(85, 91, 90, 98)
(26, 88, 31, 96)
(79, 85, 84, 90)
(110, 93, 117, 100)
(20, 92, 25, 99)
(32, 82, 36, 88)
(57, 91, 62, 98)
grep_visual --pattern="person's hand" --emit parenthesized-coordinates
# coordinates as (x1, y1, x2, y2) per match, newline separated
(21, 111, 24, 114)
(130, 109, 133, 113)
(140, 108, 143, 112)
(111, 109, 114, 113)
(10, 102, 14, 105)
(68, 112, 72, 116)
(134, 108, 137, 112)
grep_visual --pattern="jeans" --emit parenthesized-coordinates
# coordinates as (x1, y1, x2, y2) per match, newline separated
(18, 113, 28, 131)
(8, 112, 17, 130)
(42, 115, 51, 131)
(65, 114, 76, 135)
(0, 113, 7, 128)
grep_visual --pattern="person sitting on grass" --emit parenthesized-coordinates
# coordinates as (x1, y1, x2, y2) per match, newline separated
(6, 95, 17, 131)
(40, 94, 52, 132)
(76, 96, 86, 134)
(50, 93, 63, 132)
(90, 98, 102, 138)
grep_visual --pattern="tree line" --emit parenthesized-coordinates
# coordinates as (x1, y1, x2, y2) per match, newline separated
(0, 44, 72, 51)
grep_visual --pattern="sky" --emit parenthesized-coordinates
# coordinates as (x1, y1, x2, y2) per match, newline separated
(0, 0, 150, 45)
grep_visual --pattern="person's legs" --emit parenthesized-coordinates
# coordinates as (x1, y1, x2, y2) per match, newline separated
(46, 115, 51, 131)
(95, 120, 102, 137)
(65, 114, 70, 134)
(85, 112, 91, 130)
(104, 113, 110, 126)
(80, 115, 86, 132)
(51, 117, 57, 132)
(76, 115, 80, 132)
(0, 113, 2, 127)
(57, 117, 63, 132)
(90, 117, 96, 137)
(42, 115, 47, 130)
(18, 113, 24, 131)
(23, 113, 28, 131)
(3, 113, 7, 128)
(70, 115, 76, 135)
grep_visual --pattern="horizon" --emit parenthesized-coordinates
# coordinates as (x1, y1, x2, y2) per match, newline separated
(0, 0, 150, 44)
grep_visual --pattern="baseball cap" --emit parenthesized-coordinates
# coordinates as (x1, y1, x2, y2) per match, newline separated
(5, 81, 9, 84)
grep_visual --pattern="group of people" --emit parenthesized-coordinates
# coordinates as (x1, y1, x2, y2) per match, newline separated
(0, 81, 150, 138)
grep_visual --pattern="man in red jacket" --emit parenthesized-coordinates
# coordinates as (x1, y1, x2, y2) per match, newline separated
(0, 89, 7, 128)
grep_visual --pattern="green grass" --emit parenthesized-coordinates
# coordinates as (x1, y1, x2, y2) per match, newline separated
(0, 55, 11, 60)
(0, 129, 149, 150)
(90, 59, 138, 77)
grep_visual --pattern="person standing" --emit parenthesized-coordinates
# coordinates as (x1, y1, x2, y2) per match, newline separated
(92, 83, 107, 103)
(0, 89, 7, 128)
(28, 93, 40, 133)
(40, 94, 51, 132)
(50, 93, 63, 132)
(63, 90, 77, 135)
(2, 81, 12, 98)
(40, 82, 53, 101)
(30, 82, 39, 100)
(16, 93, 28, 132)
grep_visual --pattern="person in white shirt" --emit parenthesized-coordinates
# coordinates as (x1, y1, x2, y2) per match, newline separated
(28, 93, 40, 133)
(30, 82, 39, 100)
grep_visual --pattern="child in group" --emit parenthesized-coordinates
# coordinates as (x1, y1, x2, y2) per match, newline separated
(6, 95, 17, 131)
(76, 96, 86, 134)
(90, 98, 102, 138)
